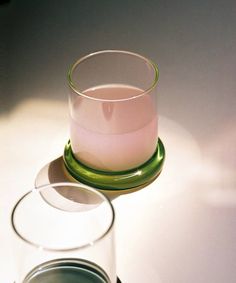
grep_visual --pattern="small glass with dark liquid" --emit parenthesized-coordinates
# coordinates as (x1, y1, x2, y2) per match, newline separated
(11, 183, 116, 283)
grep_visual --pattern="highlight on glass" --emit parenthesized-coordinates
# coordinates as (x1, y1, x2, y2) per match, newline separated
(11, 182, 116, 283)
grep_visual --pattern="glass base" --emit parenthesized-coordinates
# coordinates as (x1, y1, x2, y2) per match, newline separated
(22, 257, 121, 283)
(63, 138, 165, 191)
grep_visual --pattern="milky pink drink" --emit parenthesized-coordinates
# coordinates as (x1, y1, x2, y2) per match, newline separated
(70, 84, 158, 172)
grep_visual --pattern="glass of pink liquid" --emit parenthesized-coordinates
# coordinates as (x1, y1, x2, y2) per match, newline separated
(68, 50, 159, 172)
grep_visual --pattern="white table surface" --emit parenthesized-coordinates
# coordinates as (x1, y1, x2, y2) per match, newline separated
(1, 98, 235, 283)
(1, 1, 236, 282)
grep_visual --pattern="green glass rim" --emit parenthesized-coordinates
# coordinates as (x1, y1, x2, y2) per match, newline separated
(63, 139, 165, 191)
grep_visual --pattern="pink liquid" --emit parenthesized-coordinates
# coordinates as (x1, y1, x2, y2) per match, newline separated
(70, 84, 158, 171)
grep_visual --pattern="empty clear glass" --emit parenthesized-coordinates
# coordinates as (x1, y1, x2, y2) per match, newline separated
(11, 182, 116, 283)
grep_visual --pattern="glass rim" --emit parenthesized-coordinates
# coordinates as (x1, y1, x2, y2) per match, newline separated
(11, 182, 115, 252)
(68, 49, 159, 102)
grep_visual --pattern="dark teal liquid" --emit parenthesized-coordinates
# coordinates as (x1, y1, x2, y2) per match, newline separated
(23, 258, 110, 283)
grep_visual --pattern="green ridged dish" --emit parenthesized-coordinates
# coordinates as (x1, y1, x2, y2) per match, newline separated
(63, 139, 165, 191)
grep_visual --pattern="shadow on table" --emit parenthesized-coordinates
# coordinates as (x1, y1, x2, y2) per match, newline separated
(34, 156, 157, 201)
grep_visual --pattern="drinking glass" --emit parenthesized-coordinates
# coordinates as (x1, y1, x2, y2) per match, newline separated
(11, 182, 116, 283)
(68, 50, 159, 172)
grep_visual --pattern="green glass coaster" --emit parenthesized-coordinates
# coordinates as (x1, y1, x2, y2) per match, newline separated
(63, 139, 165, 191)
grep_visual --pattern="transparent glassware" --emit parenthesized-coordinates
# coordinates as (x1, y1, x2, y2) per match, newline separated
(68, 50, 159, 172)
(11, 182, 116, 283)
(64, 50, 165, 190)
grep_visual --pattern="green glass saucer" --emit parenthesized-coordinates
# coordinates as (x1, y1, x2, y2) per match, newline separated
(63, 139, 165, 191)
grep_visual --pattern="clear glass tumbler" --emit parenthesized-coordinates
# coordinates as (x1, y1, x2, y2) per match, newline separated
(11, 182, 116, 283)
(68, 50, 159, 172)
